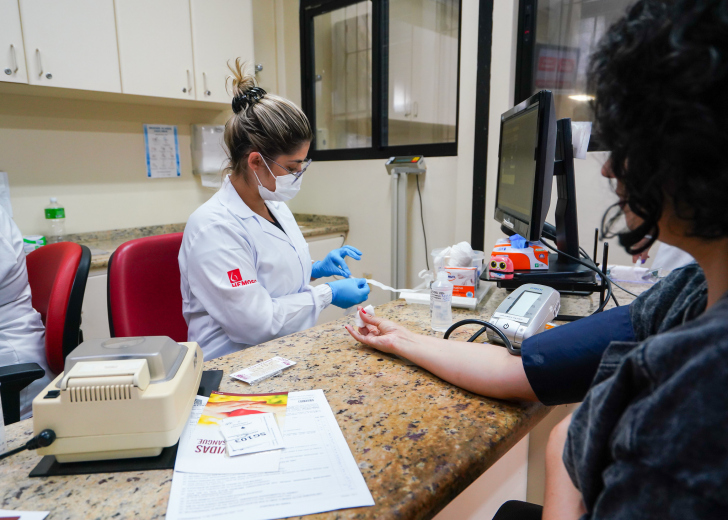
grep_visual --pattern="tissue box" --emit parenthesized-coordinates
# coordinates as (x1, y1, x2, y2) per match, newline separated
(491, 239, 549, 270)
(442, 266, 478, 298)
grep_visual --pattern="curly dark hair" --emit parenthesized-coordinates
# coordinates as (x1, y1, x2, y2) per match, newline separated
(591, 0, 728, 253)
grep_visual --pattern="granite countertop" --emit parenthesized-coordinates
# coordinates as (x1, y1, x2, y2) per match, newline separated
(0, 282, 645, 519)
(64, 214, 349, 270)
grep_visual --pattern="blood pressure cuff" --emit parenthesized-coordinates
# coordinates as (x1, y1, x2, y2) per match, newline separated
(521, 306, 634, 405)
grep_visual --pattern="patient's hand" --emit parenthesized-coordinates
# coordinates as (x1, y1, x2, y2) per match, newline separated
(345, 307, 415, 355)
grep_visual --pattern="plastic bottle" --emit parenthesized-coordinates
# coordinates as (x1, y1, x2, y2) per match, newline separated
(431, 270, 453, 332)
(45, 197, 65, 243)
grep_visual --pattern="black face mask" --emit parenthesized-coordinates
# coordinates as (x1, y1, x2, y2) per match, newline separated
(618, 219, 658, 255)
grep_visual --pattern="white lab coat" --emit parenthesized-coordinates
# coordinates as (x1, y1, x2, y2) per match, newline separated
(179, 175, 332, 360)
(0, 207, 52, 420)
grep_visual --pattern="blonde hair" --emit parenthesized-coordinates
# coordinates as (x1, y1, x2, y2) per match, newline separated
(224, 59, 313, 179)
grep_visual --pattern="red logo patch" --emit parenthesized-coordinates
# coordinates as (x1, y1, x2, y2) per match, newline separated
(227, 269, 257, 288)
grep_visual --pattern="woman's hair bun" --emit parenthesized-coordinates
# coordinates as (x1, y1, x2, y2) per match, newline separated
(227, 58, 265, 114)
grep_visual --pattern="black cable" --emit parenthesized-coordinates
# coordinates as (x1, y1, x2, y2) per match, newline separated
(609, 278, 640, 298)
(0, 429, 56, 461)
(539, 238, 613, 314)
(443, 319, 521, 356)
(580, 245, 639, 298)
(415, 175, 429, 270)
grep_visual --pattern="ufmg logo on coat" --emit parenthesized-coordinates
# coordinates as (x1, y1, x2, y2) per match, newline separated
(227, 269, 256, 288)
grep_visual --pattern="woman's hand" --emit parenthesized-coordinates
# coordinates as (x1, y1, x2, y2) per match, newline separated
(631, 236, 653, 264)
(312, 246, 363, 278)
(344, 307, 415, 355)
(328, 278, 370, 308)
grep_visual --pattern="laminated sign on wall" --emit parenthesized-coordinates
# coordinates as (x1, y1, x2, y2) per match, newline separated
(144, 124, 181, 178)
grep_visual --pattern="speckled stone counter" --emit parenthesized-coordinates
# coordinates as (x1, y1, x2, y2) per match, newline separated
(64, 214, 348, 270)
(0, 282, 646, 519)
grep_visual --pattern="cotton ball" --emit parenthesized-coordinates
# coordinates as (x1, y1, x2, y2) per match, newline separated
(354, 305, 375, 328)
(447, 241, 474, 267)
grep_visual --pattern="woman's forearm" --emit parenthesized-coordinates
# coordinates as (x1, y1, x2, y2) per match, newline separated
(543, 414, 585, 520)
(395, 334, 538, 401)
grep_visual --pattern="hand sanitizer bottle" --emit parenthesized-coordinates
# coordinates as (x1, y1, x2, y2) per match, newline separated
(45, 197, 65, 243)
(431, 270, 453, 332)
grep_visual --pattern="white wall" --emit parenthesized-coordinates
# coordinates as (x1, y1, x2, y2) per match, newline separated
(0, 93, 225, 236)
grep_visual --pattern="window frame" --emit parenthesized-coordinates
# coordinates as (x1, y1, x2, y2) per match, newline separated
(300, 0, 462, 161)
(514, 0, 607, 151)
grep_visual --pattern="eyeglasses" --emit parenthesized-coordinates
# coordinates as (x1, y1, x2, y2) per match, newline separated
(262, 155, 313, 183)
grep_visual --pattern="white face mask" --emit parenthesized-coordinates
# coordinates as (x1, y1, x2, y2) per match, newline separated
(254, 158, 302, 202)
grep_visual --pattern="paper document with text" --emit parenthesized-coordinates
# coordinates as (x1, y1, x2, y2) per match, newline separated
(166, 389, 374, 520)
(174, 396, 281, 474)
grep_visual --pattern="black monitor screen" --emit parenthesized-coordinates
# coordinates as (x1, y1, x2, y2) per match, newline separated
(497, 104, 540, 223)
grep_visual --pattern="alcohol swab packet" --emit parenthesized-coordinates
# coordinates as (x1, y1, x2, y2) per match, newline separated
(220, 413, 285, 457)
(354, 305, 375, 328)
(230, 356, 296, 385)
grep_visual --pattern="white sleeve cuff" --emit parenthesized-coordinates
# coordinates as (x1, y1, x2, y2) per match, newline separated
(313, 283, 333, 311)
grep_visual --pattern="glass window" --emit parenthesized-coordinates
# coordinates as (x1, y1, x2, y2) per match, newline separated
(301, 0, 462, 160)
(387, 0, 459, 147)
(313, 1, 372, 150)
(516, 0, 634, 149)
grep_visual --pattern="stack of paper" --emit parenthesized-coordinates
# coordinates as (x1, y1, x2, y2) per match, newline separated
(174, 392, 289, 475)
(166, 389, 374, 520)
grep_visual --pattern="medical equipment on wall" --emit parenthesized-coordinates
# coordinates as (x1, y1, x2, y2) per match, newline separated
(385, 156, 426, 300)
(191, 125, 227, 188)
(442, 284, 560, 356)
(32, 336, 203, 463)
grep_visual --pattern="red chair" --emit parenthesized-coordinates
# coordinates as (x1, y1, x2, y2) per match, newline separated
(107, 233, 188, 342)
(26, 242, 91, 375)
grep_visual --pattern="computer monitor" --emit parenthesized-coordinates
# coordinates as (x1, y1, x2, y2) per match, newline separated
(494, 90, 556, 242)
(490, 90, 597, 290)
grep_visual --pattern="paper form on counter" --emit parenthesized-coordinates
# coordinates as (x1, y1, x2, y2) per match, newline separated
(174, 396, 282, 474)
(165, 389, 374, 520)
(143, 124, 181, 178)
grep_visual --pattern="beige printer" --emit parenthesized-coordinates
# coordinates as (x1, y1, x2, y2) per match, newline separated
(32, 337, 203, 463)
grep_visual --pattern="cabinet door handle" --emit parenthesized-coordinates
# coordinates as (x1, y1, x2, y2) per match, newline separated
(404, 102, 411, 117)
(414, 101, 418, 118)
(36, 49, 52, 79)
(203, 72, 211, 96)
(5, 44, 19, 75)
(36, 49, 43, 77)
(187, 69, 193, 94)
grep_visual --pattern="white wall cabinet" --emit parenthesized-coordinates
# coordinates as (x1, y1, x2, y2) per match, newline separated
(387, 21, 457, 127)
(114, 0, 195, 100)
(190, 0, 255, 104)
(0, 0, 28, 84)
(388, 20, 413, 123)
(18, 0, 121, 92)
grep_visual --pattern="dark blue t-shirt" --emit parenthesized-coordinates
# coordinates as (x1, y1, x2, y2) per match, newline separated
(521, 263, 707, 405)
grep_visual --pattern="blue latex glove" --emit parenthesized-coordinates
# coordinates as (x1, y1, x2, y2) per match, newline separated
(327, 278, 370, 309)
(312, 245, 363, 278)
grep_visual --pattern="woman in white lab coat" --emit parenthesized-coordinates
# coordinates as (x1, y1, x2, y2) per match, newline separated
(179, 60, 370, 360)
(0, 206, 52, 419)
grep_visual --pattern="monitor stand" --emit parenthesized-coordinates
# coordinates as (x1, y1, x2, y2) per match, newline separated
(484, 118, 603, 295)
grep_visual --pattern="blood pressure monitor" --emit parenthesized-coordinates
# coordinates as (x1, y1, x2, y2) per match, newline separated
(486, 284, 560, 348)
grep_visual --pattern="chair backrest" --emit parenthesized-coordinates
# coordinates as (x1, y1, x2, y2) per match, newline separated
(26, 242, 91, 374)
(107, 232, 188, 342)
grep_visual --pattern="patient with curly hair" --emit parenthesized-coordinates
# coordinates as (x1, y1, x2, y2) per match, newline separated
(509, 1, 728, 517)
(349, 1, 728, 518)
